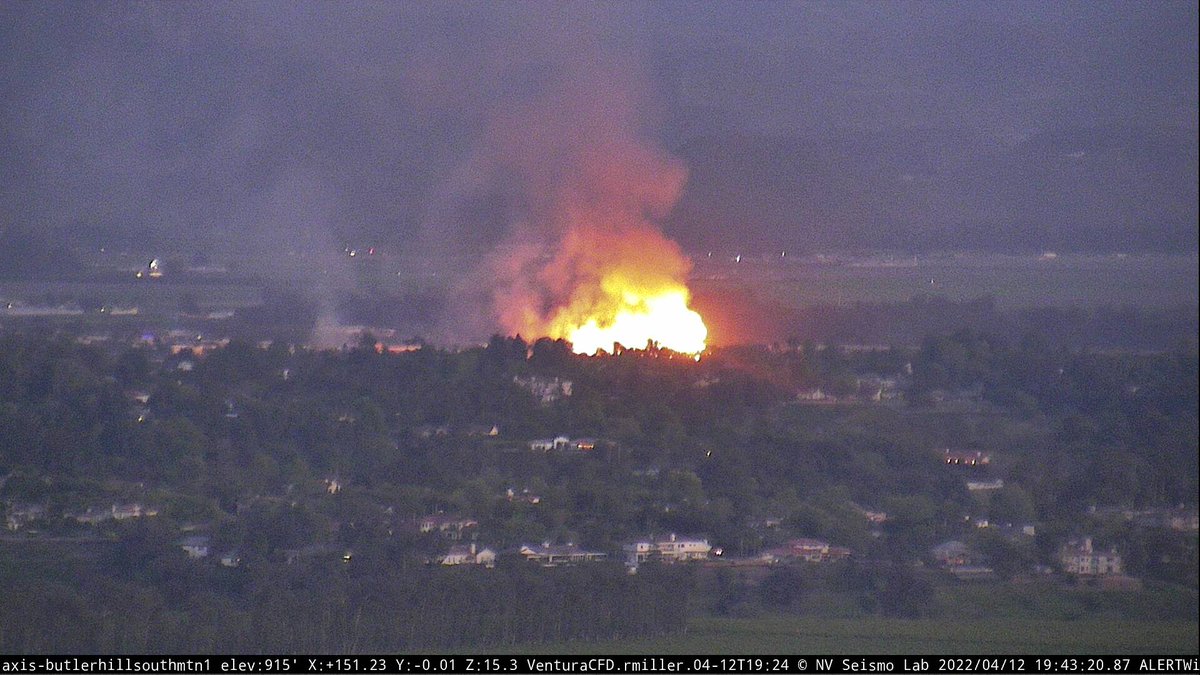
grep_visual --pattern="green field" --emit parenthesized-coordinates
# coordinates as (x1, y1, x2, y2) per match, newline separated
(692, 254, 1199, 310)
(498, 579, 1200, 655)
(508, 615, 1198, 655)
(0, 280, 263, 311)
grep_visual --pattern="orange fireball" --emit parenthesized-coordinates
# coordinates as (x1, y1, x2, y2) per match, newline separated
(549, 278, 707, 356)
(478, 91, 706, 357)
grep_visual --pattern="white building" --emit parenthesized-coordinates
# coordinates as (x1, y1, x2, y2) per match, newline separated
(623, 533, 711, 566)
(518, 543, 607, 566)
(529, 436, 571, 452)
(440, 543, 496, 568)
(418, 514, 478, 540)
(179, 536, 211, 559)
(1060, 537, 1123, 576)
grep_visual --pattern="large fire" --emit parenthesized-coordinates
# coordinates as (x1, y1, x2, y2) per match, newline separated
(551, 279, 707, 356)
(461, 57, 706, 356)
(495, 220, 708, 357)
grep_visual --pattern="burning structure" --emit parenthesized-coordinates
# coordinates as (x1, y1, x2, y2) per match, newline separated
(439, 10, 708, 357)
(484, 128, 708, 357)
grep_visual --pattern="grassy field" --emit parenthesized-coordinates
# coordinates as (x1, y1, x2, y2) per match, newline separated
(508, 615, 1199, 655)
(692, 254, 1199, 310)
(0, 280, 263, 311)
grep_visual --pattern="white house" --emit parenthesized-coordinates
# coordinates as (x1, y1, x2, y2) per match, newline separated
(440, 543, 496, 568)
(73, 503, 158, 524)
(943, 449, 992, 466)
(518, 542, 607, 566)
(529, 436, 571, 452)
(179, 535, 211, 559)
(1060, 537, 1123, 576)
(418, 514, 478, 539)
(112, 503, 156, 520)
(931, 540, 973, 567)
(623, 533, 711, 566)
(5, 503, 47, 531)
(761, 538, 852, 563)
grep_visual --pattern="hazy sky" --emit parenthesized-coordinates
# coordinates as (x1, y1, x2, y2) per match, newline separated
(2, 1, 1196, 255)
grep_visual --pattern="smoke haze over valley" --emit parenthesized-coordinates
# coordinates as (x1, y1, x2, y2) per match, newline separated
(3, 1, 1196, 261)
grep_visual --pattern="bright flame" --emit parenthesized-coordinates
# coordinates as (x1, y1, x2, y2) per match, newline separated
(549, 278, 707, 355)
(473, 66, 706, 358)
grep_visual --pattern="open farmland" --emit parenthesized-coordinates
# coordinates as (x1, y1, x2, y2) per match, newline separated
(519, 615, 1199, 655)
(691, 253, 1199, 310)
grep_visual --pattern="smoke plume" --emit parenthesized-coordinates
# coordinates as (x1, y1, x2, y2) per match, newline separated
(430, 9, 702, 349)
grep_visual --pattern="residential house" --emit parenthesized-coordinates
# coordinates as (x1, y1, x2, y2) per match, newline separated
(572, 437, 598, 451)
(747, 516, 783, 529)
(930, 540, 994, 578)
(169, 338, 229, 357)
(942, 449, 991, 466)
(74, 507, 112, 525)
(762, 538, 852, 563)
(931, 540, 973, 567)
(73, 503, 158, 524)
(796, 388, 834, 403)
(851, 504, 888, 524)
(529, 436, 603, 452)
(440, 543, 496, 568)
(529, 436, 571, 452)
(418, 514, 478, 540)
(1126, 506, 1200, 532)
(978, 522, 1037, 539)
(948, 565, 996, 581)
(179, 536, 211, 559)
(414, 424, 451, 439)
(112, 503, 156, 520)
(518, 542, 607, 566)
(654, 533, 712, 561)
(5, 502, 47, 531)
(856, 375, 903, 401)
(380, 342, 421, 355)
(1060, 537, 1123, 576)
(505, 488, 541, 504)
(623, 533, 711, 565)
